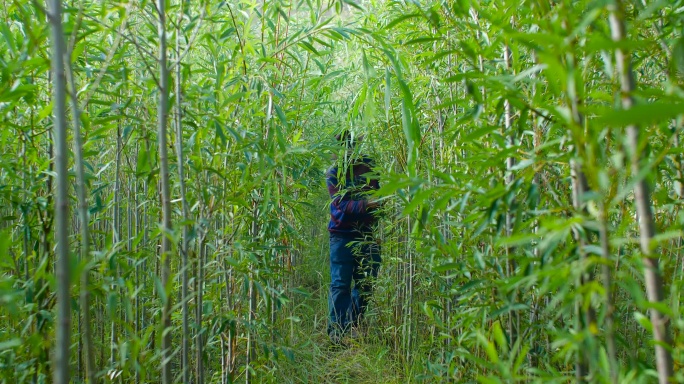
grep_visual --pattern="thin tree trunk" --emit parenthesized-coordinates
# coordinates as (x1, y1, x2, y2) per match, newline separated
(196, 236, 206, 384)
(404, 215, 413, 363)
(223, 159, 234, 384)
(674, 128, 684, 280)
(47, 0, 71, 381)
(38, 32, 56, 384)
(174, 1, 191, 380)
(571, 166, 593, 383)
(246, 202, 258, 384)
(157, 0, 173, 380)
(609, 2, 674, 383)
(64, 39, 97, 384)
(563, 21, 596, 378)
(503, 35, 518, 348)
(143, 137, 151, 338)
(134, 145, 141, 384)
(21, 137, 30, 287)
(112, 120, 122, 368)
(675, 127, 684, 202)
(598, 203, 618, 384)
(530, 49, 542, 370)
(225, 265, 234, 383)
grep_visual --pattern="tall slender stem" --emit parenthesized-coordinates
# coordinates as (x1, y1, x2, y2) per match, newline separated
(157, 0, 173, 381)
(598, 203, 618, 384)
(64, 35, 97, 384)
(609, 2, 673, 382)
(47, 0, 71, 382)
(503, 25, 519, 348)
(175, 1, 191, 381)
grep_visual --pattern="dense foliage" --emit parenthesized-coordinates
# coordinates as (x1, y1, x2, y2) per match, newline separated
(0, 0, 683, 383)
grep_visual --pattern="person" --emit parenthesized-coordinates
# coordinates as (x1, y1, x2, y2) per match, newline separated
(325, 130, 381, 344)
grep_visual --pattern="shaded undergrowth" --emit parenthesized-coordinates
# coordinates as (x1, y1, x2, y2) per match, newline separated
(268, 240, 407, 384)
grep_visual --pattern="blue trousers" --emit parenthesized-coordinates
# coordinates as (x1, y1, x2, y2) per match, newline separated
(328, 234, 381, 335)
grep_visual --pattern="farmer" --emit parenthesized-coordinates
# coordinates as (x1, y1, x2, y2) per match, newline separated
(326, 130, 381, 344)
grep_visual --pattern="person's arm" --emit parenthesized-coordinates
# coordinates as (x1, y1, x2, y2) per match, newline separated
(327, 170, 369, 216)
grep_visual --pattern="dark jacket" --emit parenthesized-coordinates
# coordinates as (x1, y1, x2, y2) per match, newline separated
(326, 156, 380, 236)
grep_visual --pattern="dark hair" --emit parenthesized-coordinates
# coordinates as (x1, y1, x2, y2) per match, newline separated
(335, 131, 363, 147)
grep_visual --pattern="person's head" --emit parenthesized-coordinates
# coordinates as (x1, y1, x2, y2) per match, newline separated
(335, 130, 364, 151)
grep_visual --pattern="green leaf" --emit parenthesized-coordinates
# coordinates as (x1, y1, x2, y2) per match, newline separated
(595, 102, 684, 126)
(384, 13, 421, 30)
(274, 104, 288, 128)
(342, 0, 365, 11)
(38, 101, 54, 121)
(0, 339, 21, 351)
(136, 145, 150, 175)
(650, 230, 684, 248)
(0, 230, 11, 269)
(384, 68, 391, 121)
(634, 312, 653, 333)
(490, 303, 529, 318)
(215, 120, 227, 146)
(219, 27, 235, 40)
(491, 320, 508, 352)
(672, 36, 684, 77)
(361, 50, 375, 78)
(432, 262, 459, 272)
(508, 32, 564, 50)
(222, 92, 247, 107)
(638, 0, 671, 20)
(478, 332, 499, 364)
(299, 41, 319, 55)
(0, 23, 15, 54)
(585, 35, 653, 53)
(404, 37, 440, 46)
(71, 40, 87, 63)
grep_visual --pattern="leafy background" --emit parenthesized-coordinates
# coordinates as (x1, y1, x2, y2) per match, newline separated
(1, 0, 684, 382)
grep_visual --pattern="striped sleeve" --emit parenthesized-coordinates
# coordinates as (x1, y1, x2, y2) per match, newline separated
(327, 168, 368, 217)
